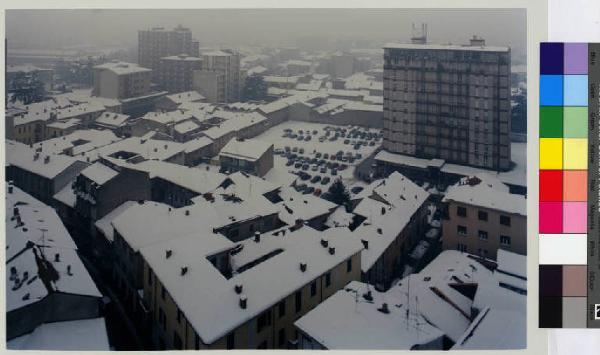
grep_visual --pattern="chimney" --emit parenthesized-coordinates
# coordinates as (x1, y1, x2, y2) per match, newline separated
(378, 303, 390, 314)
(470, 35, 486, 47)
(181, 267, 188, 276)
(363, 290, 373, 301)
(54, 253, 60, 262)
(166, 250, 173, 259)
(239, 295, 247, 309)
(328, 247, 335, 255)
(377, 228, 382, 235)
(8, 185, 13, 194)
(67, 265, 72, 276)
(235, 284, 243, 294)
(13, 207, 19, 218)
(321, 239, 329, 248)
(361, 239, 369, 249)
(185, 210, 190, 216)
(381, 207, 386, 215)
(254, 231, 261, 243)
(300, 262, 307, 272)
(44, 156, 50, 164)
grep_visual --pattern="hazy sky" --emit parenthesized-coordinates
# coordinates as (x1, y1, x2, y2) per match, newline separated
(6, 9, 527, 59)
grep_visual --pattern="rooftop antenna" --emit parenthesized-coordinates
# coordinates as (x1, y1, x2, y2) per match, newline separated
(37, 228, 48, 259)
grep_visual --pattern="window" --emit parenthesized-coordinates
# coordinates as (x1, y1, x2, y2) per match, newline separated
(295, 290, 302, 313)
(457, 206, 467, 217)
(173, 332, 182, 350)
(227, 331, 235, 350)
(177, 309, 182, 323)
(457, 225, 467, 236)
(161, 285, 166, 300)
(478, 210, 488, 221)
(478, 230, 488, 240)
(500, 215, 511, 226)
(325, 272, 331, 287)
(257, 309, 272, 333)
(346, 258, 352, 272)
(457, 243, 467, 252)
(310, 281, 317, 297)
(278, 300, 286, 318)
(278, 328, 286, 348)
(500, 235, 511, 246)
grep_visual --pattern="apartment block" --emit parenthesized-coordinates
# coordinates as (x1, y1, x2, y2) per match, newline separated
(201, 50, 242, 103)
(383, 36, 511, 171)
(138, 25, 195, 81)
(158, 54, 202, 93)
(93, 61, 152, 100)
(219, 138, 274, 177)
(441, 175, 526, 260)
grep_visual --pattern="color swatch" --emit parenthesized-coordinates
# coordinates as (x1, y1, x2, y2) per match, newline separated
(539, 43, 598, 328)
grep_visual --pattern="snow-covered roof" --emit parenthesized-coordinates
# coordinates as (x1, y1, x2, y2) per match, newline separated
(94, 201, 138, 242)
(32, 129, 120, 156)
(452, 308, 526, 350)
(165, 90, 205, 105)
(295, 80, 323, 91)
(140, 225, 362, 345)
(219, 138, 272, 162)
(246, 65, 267, 76)
(276, 187, 336, 226)
(174, 120, 200, 134)
(7, 318, 110, 351)
(80, 162, 119, 185)
(295, 280, 444, 349)
(95, 111, 130, 128)
(203, 50, 233, 57)
(375, 150, 431, 169)
(325, 205, 355, 228)
(161, 54, 202, 62)
(7, 64, 51, 73)
(183, 136, 213, 153)
(442, 174, 526, 216)
(263, 75, 300, 84)
(384, 42, 510, 53)
(351, 172, 430, 271)
(81, 136, 185, 163)
(13, 101, 105, 126)
(53, 180, 77, 208)
(203, 112, 267, 139)
(141, 110, 193, 126)
(6, 143, 86, 180)
(46, 118, 81, 130)
(94, 61, 151, 75)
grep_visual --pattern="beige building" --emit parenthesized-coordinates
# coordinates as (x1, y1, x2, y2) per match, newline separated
(219, 138, 274, 177)
(441, 175, 526, 260)
(92, 61, 152, 99)
(139, 226, 362, 350)
(158, 54, 202, 93)
(201, 50, 242, 102)
(138, 25, 196, 81)
(193, 70, 226, 103)
(383, 36, 511, 171)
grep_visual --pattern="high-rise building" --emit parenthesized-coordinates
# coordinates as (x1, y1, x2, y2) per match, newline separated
(200, 49, 241, 103)
(382, 35, 511, 171)
(138, 25, 195, 81)
(158, 54, 202, 93)
(92, 61, 152, 99)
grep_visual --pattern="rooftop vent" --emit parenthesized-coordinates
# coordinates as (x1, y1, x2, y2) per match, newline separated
(377, 228, 382, 235)
(166, 250, 173, 259)
(300, 262, 307, 272)
(54, 253, 60, 262)
(67, 265, 72, 276)
(254, 231, 261, 243)
(328, 247, 335, 255)
(234, 284, 243, 294)
(470, 35, 486, 47)
(321, 239, 329, 248)
(381, 207, 386, 215)
(181, 267, 188, 276)
(378, 302, 390, 314)
(361, 239, 369, 250)
(239, 295, 247, 309)
(185, 210, 190, 216)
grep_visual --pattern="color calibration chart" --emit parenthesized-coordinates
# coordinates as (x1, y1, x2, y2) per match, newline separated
(539, 43, 599, 328)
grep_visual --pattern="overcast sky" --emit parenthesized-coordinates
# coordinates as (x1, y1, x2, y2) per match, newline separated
(6, 8, 527, 59)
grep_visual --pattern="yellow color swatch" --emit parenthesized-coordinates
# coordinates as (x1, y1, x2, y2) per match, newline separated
(540, 138, 563, 169)
(564, 138, 588, 170)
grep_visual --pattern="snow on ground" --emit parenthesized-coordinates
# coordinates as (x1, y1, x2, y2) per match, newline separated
(256, 120, 381, 193)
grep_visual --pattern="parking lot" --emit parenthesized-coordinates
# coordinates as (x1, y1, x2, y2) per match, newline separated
(256, 121, 382, 196)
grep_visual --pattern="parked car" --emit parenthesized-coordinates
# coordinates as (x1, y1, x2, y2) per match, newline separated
(311, 165, 319, 172)
(311, 175, 321, 183)
(299, 148, 305, 154)
(320, 167, 327, 174)
(294, 162, 302, 168)
(331, 169, 338, 176)
(286, 160, 294, 166)
(303, 186, 315, 195)
(321, 177, 331, 185)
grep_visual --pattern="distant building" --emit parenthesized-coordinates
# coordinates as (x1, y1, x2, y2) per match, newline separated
(193, 70, 226, 103)
(441, 174, 526, 260)
(330, 53, 356, 78)
(138, 25, 195, 81)
(158, 54, 202, 93)
(92, 61, 152, 100)
(200, 50, 242, 103)
(219, 138, 274, 177)
(382, 35, 511, 171)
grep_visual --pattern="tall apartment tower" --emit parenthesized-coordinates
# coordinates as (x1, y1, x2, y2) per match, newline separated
(158, 54, 202, 93)
(200, 49, 241, 103)
(138, 25, 195, 81)
(382, 32, 512, 171)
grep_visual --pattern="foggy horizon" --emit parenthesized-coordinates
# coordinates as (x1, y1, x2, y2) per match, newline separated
(6, 8, 527, 61)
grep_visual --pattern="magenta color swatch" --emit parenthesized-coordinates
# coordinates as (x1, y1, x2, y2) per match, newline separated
(540, 202, 563, 233)
(563, 202, 587, 233)
(564, 43, 588, 74)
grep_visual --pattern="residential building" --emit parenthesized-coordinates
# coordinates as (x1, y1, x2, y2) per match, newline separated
(5, 184, 109, 350)
(330, 53, 356, 78)
(441, 174, 527, 260)
(155, 90, 206, 111)
(92, 61, 152, 100)
(158, 54, 203, 93)
(219, 138, 274, 177)
(200, 50, 242, 102)
(138, 25, 195, 81)
(382, 35, 511, 171)
(193, 70, 226, 103)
